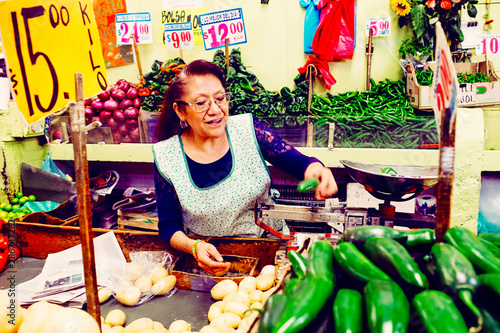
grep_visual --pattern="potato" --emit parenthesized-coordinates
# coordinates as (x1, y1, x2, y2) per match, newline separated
(238, 276, 256, 294)
(222, 292, 236, 303)
(249, 302, 263, 310)
(108, 326, 125, 333)
(152, 275, 177, 295)
(211, 280, 238, 300)
(208, 303, 224, 322)
(105, 309, 126, 327)
(149, 265, 169, 284)
(260, 265, 275, 276)
(256, 274, 274, 291)
(134, 275, 153, 294)
(212, 325, 235, 333)
(124, 263, 143, 282)
(169, 319, 191, 333)
(227, 291, 251, 307)
(248, 290, 263, 303)
(200, 326, 223, 333)
(116, 286, 141, 306)
(222, 301, 249, 319)
(124, 317, 154, 333)
(153, 321, 166, 330)
(102, 323, 112, 331)
(210, 313, 241, 329)
(98, 287, 113, 303)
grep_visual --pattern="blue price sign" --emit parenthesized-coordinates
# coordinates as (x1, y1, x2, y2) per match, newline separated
(199, 8, 247, 51)
(164, 22, 194, 50)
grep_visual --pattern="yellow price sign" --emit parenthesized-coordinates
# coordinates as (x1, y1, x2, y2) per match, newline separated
(0, 0, 108, 124)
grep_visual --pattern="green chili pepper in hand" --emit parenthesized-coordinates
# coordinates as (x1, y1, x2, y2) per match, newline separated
(297, 178, 319, 192)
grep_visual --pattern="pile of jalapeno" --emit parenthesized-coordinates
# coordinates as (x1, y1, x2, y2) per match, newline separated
(259, 226, 500, 333)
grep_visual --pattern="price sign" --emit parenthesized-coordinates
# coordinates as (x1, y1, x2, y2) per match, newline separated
(365, 17, 391, 37)
(476, 35, 500, 55)
(0, 0, 108, 125)
(161, 8, 207, 45)
(199, 8, 247, 51)
(164, 22, 194, 50)
(116, 12, 153, 45)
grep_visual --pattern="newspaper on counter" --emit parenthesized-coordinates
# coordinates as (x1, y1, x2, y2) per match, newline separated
(17, 231, 127, 306)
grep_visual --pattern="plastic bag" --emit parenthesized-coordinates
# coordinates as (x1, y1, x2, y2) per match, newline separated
(42, 152, 72, 181)
(113, 251, 177, 306)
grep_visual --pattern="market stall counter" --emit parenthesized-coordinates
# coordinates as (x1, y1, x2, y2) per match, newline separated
(0, 257, 215, 330)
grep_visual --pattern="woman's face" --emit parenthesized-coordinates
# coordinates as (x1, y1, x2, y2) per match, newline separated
(174, 74, 228, 141)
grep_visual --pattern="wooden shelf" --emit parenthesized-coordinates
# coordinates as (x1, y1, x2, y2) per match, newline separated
(45, 144, 441, 167)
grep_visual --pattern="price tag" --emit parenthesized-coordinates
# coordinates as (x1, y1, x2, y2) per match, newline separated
(365, 17, 391, 37)
(199, 8, 247, 51)
(476, 35, 500, 55)
(0, 0, 108, 125)
(164, 22, 194, 50)
(161, 8, 207, 45)
(116, 12, 153, 45)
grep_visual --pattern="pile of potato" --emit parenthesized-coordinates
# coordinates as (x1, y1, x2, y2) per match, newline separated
(114, 262, 177, 306)
(101, 309, 191, 333)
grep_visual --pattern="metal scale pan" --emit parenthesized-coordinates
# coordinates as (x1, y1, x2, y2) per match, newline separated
(340, 160, 438, 202)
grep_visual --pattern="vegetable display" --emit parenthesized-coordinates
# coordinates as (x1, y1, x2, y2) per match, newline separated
(256, 226, 500, 333)
(85, 79, 142, 143)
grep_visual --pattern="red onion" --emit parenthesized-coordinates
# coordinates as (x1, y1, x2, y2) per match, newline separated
(97, 90, 110, 101)
(100, 111, 112, 119)
(112, 131, 122, 144)
(84, 98, 93, 106)
(84, 107, 94, 117)
(126, 118, 138, 129)
(121, 134, 133, 143)
(119, 99, 133, 110)
(124, 107, 139, 118)
(118, 124, 129, 135)
(91, 116, 101, 123)
(103, 99, 119, 111)
(133, 97, 141, 108)
(107, 117, 119, 131)
(126, 87, 138, 99)
(129, 127, 140, 140)
(91, 100, 103, 111)
(113, 110, 125, 123)
(111, 89, 126, 101)
(118, 81, 129, 92)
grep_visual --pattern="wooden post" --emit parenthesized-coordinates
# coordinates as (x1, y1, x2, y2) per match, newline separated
(70, 73, 101, 330)
(225, 38, 230, 68)
(365, 28, 374, 91)
(132, 34, 143, 80)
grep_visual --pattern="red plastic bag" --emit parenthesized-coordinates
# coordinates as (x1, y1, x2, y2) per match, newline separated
(298, 55, 337, 89)
(312, 0, 356, 61)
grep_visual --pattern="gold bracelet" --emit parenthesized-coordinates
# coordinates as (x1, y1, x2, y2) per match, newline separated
(192, 239, 205, 260)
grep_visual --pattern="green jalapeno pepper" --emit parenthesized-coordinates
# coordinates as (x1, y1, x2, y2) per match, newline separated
(297, 178, 319, 193)
(339, 225, 407, 250)
(287, 250, 307, 279)
(333, 289, 363, 333)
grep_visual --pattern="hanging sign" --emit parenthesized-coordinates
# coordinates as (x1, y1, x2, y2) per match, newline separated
(161, 8, 206, 45)
(199, 8, 247, 51)
(431, 22, 459, 138)
(365, 17, 391, 37)
(0, 0, 108, 125)
(164, 22, 195, 50)
(116, 12, 153, 45)
(476, 34, 500, 55)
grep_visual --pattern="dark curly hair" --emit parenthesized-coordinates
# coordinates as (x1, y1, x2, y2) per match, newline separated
(155, 59, 226, 141)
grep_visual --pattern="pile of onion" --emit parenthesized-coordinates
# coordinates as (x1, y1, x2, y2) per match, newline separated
(85, 79, 141, 144)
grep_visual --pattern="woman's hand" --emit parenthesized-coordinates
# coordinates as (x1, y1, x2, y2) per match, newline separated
(304, 162, 338, 200)
(195, 241, 231, 277)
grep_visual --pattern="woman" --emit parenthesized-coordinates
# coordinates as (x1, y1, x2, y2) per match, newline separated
(153, 59, 337, 276)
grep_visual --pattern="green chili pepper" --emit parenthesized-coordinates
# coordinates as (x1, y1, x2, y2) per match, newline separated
(306, 240, 335, 281)
(477, 233, 500, 248)
(339, 225, 408, 250)
(365, 279, 409, 333)
(444, 227, 500, 274)
(404, 228, 435, 253)
(411, 290, 469, 333)
(333, 289, 363, 333)
(364, 237, 428, 293)
(258, 293, 288, 333)
(297, 178, 319, 193)
(287, 250, 307, 279)
(431, 242, 483, 331)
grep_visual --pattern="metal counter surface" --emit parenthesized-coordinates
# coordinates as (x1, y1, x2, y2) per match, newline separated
(0, 257, 215, 331)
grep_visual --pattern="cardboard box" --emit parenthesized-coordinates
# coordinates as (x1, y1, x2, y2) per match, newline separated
(117, 210, 158, 231)
(406, 60, 500, 110)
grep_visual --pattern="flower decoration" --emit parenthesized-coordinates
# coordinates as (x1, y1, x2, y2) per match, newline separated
(391, 0, 412, 16)
(392, 0, 479, 50)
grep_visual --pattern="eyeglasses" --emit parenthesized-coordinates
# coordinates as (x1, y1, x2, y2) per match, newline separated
(176, 92, 231, 113)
